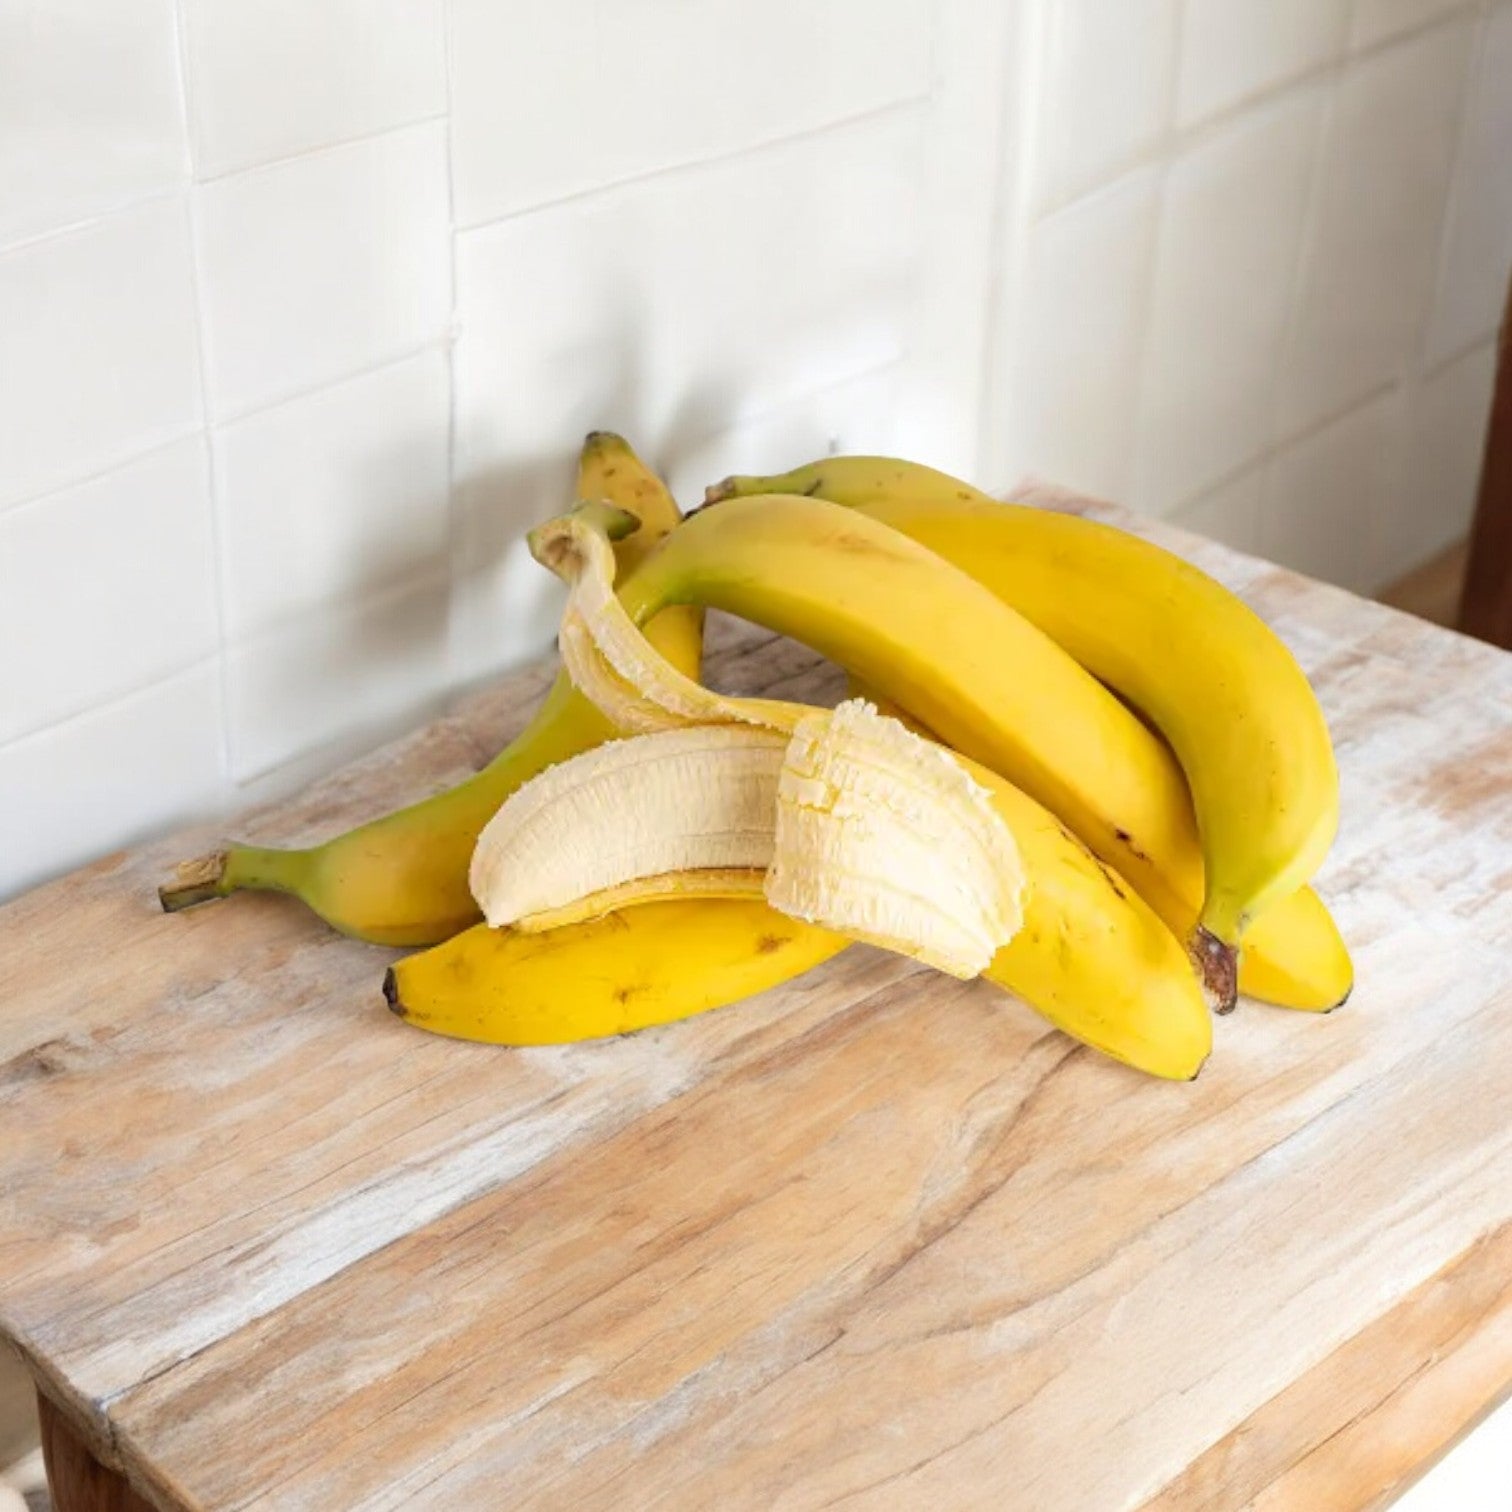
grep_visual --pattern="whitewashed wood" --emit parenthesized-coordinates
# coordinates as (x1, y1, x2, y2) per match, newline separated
(0, 490, 1509, 1511)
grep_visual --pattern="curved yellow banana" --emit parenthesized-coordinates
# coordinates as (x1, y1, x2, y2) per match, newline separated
(608, 492, 1270, 1009)
(849, 684, 1346, 1013)
(385, 899, 848, 1045)
(158, 434, 703, 946)
(711, 458, 1346, 1007)
(435, 503, 1209, 1080)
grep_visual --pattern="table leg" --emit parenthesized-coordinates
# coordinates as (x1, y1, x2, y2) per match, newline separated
(35, 1392, 154, 1512)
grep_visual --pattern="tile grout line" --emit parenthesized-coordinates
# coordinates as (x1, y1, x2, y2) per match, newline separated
(170, 0, 235, 797)
(0, 340, 450, 523)
(1411, 4, 1488, 381)
(1118, 0, 1187, 512)
(1251, 2, 1346, 556)
(0, 551, 456, 765)
(451, 93, 932, 240)
(0, 425, 203, 520)
(974, 0, 1048, 482)
(1168, 376, 1406, 526)
(0, 654, 223, 757)
(1372, 4, 1488, 592)
(0, 119, 448, 268)
(209, 337, 453, 433)
(1420, 329, 1497, 386)
(440, 0, 464, 692)
(1032, 0, 1483, 227)
(192, 110, 450, 189)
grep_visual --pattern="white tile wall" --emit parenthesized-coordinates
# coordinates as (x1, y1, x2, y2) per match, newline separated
(183, 0, 447, 179)
(0, 663, 225, 897)
(1261, 393, 1399, 593)
(1133, 91, 1321, 512)
(1352, 0, 1474, 51)
(1172, 465, 1266, 554)
(226, 572, 450, 782)
(449, 109, 923, 684)
(0, 198, 202, 507)
(448, 0, 934, 229)
(3, 0, 1511, 908)
(0, 0, 187, 246)
(0, 440, 217, 745)
(1379, 338, 1498, 582)
(194, 122, 452, 419)
(1425, 3, 1512, 366)
(1279, 17, 1474, 434)
(1178, 0, 1349, 128)
(1034, 0, 1178, 209)
(1006, 170, 1161, 502)
(216, 350, 452, 639)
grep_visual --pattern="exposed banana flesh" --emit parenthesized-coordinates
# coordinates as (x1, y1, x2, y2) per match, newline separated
(471, 704, 1024, 980)
(710, 457, 1348, 1010)
(770, 702, 1023, 978)
(505, 505, 1211, 1078)
(471, 724, 786, 932)
(157, 434, 703, 946)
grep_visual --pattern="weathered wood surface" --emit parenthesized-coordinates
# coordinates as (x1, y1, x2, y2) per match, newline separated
(39, 1392, 155, 1512)
(1, 488, 1509, 1511)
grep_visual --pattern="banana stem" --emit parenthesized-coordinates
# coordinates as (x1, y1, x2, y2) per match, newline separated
(1189, 928, 1239, 1014)
(158, 845, 309, 913)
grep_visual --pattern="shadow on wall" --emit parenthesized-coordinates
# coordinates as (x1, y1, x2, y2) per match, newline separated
(446, 318, 761, 697)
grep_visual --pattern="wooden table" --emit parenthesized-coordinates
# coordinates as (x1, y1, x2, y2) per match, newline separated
(2, 487, 1510, 1511)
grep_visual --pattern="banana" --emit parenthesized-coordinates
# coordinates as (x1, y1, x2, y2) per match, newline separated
(469, 706, 1026, 978)
(384, 900, 847, 1046)
(574, 489, 1305, 1010)
(427, 503, 1210, 1080)
(709, 457, 1348, 1011)
(157, 434, 703, 946)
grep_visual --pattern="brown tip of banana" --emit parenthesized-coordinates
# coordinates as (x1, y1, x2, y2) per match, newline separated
(702, 475, 738, 506)
(1323, 983, 1353, 1014)
(1189, 927, 1239, 1014)
(158, 851, 229, 913)
(382, 968, 404, 1017)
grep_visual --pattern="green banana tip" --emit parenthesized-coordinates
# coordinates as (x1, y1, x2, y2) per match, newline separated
(702, 476, 739, 506)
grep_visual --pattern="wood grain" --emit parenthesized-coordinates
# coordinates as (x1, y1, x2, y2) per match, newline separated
(1, 491, 1509, 1511)
(39, 1392, 153, 1512)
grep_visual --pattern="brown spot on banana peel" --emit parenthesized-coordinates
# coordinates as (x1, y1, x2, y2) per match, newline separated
(755, 934, 788, 954)
(1091, 857, 1130, 903)
(1112, 826, 1151, 864)
(1190, 927, 1239, 1014)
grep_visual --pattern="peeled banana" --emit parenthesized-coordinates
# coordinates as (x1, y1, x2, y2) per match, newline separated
(158, 434, 703, 945)
(462, 503, 1212, 1080)
(470, 704, 1026, 979)
(710, 457, 1347, 1009)
(582, 488, 1332, 1010)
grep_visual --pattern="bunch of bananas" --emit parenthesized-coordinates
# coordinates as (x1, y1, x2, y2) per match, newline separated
(161, 434, 1349, 1080)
